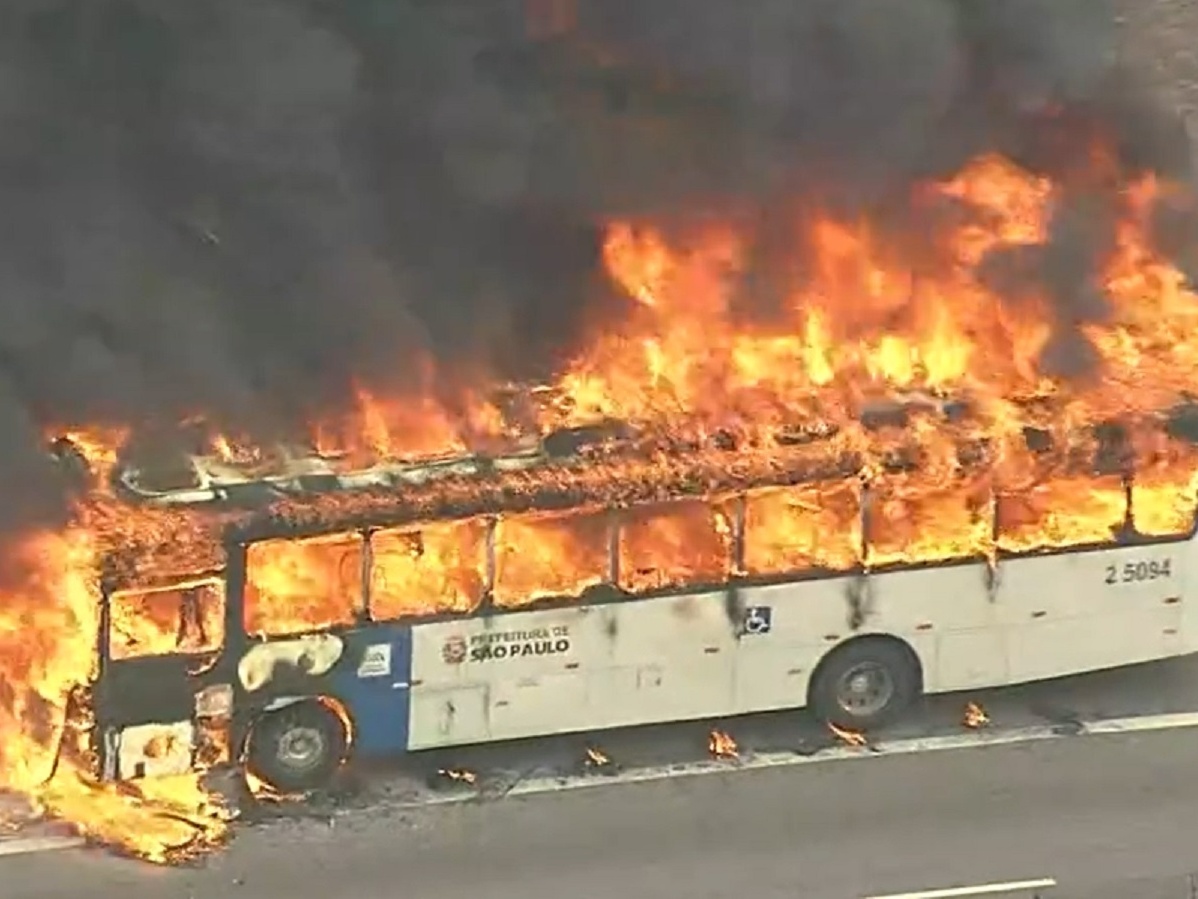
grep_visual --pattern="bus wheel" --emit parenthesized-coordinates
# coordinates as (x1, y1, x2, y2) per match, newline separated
(809, 638, 920, 731)
(248, 701, 347, 793)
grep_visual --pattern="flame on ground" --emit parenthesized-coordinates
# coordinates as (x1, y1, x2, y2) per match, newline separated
(963, 702, 991, 730)
(828, 723, 869, 748)
(584, 746, 611, 768)
(436, 768, 478, 787)
(243, 771, 308, 805)
(0, 529, 233, 863)
(708, 729, 739, 760)
(4, 144, 1198, 863)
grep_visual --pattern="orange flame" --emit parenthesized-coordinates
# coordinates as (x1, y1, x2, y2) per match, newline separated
(584, 746, 611, 768)
(708, 729, 739, 760)
(0, 528, 232, 863)
(4, 143, 1198, 865)
(828, 723, 869, 747)
(437, 768, 478, 787)
(963, 701, 991, 730)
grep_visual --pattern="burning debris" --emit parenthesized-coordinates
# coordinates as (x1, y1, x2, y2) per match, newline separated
(435, 768, 479, 789)
(583, 746, 612, 770)
(708, 730, 739, 761)
(0, 0, 1195, 870)
(828, 723, 870, 749)
(963, 702, 991, 730)
(243, 771, 308, 805)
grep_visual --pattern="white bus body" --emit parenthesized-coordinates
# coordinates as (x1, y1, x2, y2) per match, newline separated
(404, 536, 1194, 749)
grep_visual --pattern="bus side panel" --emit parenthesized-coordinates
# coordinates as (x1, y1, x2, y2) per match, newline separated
(407, 591, 743, 750)
(593, 589, 738, 726)
(732, 576, 856, 713)
(863, 562, 1002, 694)
(408, 619, 491, 750)
(994, 541, 1185, 684)
(328, 625, 414, 758)
(1185, 532, 1198, 654)
(408, 606, 597, 749)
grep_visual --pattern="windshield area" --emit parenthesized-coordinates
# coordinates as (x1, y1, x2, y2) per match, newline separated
(107, 579, 225, 661)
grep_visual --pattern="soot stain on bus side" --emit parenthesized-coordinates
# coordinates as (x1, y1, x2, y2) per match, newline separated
(670, 595, 701, 621)
(724, 587, 747, 637)
(846, 576, 871, 631)
(603, 611, 619, 642)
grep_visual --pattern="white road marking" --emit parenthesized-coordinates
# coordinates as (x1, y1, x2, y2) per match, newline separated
(398, 709, 1198, 808)
(1086, 710, 1198, 734)
(861, 878, 1057, 899)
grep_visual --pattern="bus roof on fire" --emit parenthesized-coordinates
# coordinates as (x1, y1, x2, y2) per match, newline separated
(67, 384, 1198, 591)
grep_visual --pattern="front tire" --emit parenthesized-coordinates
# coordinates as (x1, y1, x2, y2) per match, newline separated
(247, 701, 347, 793)
(809, 639, 920, 730)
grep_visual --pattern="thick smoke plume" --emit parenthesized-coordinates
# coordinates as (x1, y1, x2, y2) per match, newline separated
(0, 0, 1191, 531)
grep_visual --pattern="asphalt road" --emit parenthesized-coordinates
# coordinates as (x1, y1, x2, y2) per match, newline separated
(6, 721, 1198, 899)
(5, 653, 1197, 829)
(343, 653, 1198, 809)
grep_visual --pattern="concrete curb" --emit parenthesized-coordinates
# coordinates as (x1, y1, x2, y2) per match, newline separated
(0, 835, 86, 858)
(393, 710, 1198, 809)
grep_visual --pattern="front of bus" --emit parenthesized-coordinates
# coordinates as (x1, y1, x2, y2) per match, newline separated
(91, 571, 238, 785)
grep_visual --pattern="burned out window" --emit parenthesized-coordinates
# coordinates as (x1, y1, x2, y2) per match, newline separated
(743, 482, 863, 575)
(368, 519, 488, 621)
(493, 508, 612, 608)
(866, 472, 992, 566)
(996, 472, 1127, 552)
(244, 533, 363, 638)
(108, 579, 225, 661)
(616, 498, 735, 593)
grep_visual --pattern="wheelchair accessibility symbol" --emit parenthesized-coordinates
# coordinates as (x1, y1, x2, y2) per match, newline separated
(743, 605, 772, 636)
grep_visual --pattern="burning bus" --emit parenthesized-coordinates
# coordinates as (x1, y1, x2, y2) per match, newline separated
(9, 140, 1198, 862)
(84, 386, 1198, 795)
(3, 0, 1198, 868)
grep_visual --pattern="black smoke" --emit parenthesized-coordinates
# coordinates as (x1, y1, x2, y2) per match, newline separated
(0, 0, 1191, 530)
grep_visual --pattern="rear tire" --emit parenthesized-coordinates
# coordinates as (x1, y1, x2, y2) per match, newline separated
(809, 639, 920, 730)
(247, 701, 347, 793)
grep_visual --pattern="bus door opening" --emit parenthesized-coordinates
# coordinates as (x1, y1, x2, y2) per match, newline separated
(96, 577, 229, 782)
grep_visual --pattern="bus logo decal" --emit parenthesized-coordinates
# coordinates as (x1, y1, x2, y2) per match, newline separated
(743, 606, 772, 636)
(463, 626, 572, 662)
(441, 635, 468, 665)
(357, 643, 392, 678)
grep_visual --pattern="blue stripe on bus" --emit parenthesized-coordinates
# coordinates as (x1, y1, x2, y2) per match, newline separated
(330, 624, 413, 757)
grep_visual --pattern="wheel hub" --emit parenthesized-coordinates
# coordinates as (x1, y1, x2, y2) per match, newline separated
(277, 726, 325, 771)
(835, 661, 895, 718)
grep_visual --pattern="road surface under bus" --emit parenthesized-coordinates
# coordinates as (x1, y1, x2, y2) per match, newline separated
(4, 698, 1198, 897)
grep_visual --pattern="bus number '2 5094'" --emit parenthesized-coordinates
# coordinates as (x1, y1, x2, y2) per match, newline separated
(1105, 559, 1173, 585)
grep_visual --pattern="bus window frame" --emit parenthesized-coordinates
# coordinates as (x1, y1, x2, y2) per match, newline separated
(738, 481, 868, 580)
(611, 493, 743, 595)
(108, 472, 1187, 670)
(353, 496, 752, 626)
(102, 574, 228, 664)
(360, 506, 628, 625)
(219, 483, 868, 640)
(241, 529, 370, 641)
(490, 505, 619, 612)
(363, 517, 494, 625)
